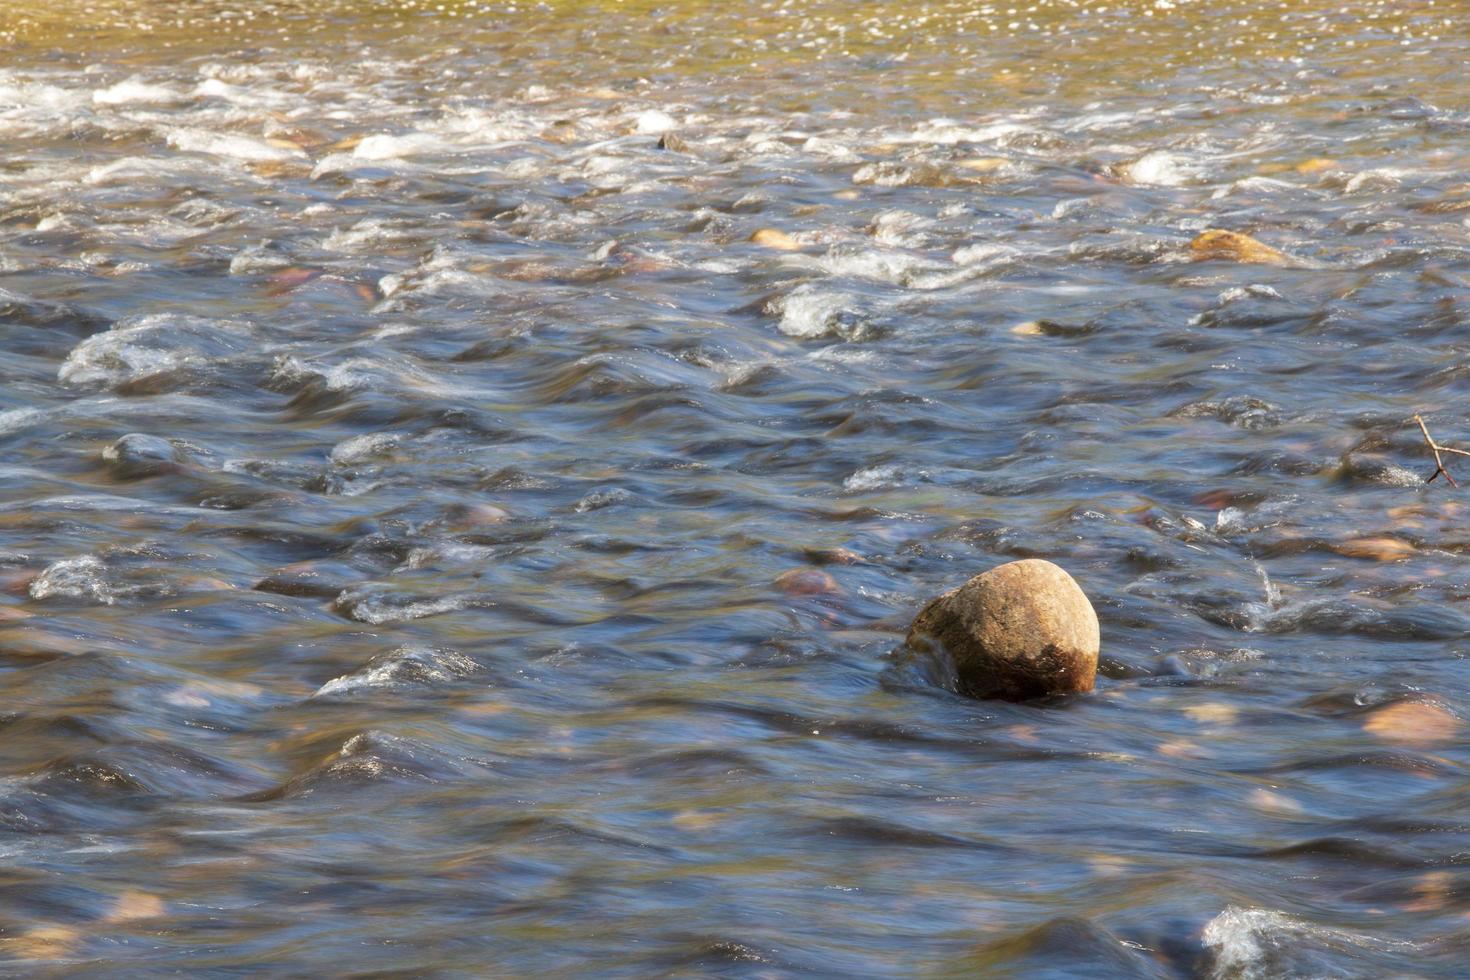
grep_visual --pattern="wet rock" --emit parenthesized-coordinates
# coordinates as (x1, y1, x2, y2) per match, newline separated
(1189, 229, 1291, 266)
(1334, 536, 1415, 562)
(1010, 319, 1095, 338)
(908, 559, 1099, 700)
(774, 568, 840, 596)
(436, 503, 510, 529)
(102, 433, 185, 479)
(253, 560, 362, 599)
(800, 546, 865, 566)
(655, 131, 691, 153)
(750, 228, 800, 250)
(955, 156, 1009, 174)
(1296, 157, 1337, 174)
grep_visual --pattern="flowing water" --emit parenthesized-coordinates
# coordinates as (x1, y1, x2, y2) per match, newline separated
(2, 0, 1469, 974)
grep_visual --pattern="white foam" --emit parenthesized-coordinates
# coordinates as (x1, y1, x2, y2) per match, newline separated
(1202, 906, 1417, 980)
(816, 248, 947, 286)
(843, 465, 906, 491)
(905, 117, 1037, 145)
(1119, 150, 1192, 187)
(634, 109, 678, 134)
(0, 408, 44, 435)
(93, 79, 179, 106)
(59, 313, 253, 389)
(770, 284, 861, 339)
(166, 127, 303, 163)
(29, 556, 116, 605)
(313, 645, 477, 697)
(353, 132, 444, 160)
(329, 432, 401, 465)
(336, 589, 484, 625)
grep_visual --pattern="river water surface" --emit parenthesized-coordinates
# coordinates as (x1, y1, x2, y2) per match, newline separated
(2, 1, 1469, 975)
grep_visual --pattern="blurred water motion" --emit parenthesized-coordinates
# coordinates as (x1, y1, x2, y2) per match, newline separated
(1, 1, 1468, 974)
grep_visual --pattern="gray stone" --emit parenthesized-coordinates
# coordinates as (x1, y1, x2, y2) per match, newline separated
(908, 559, 1099, 700)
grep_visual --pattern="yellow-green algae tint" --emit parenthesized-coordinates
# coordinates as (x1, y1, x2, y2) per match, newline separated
(5, 0, 1463, 110)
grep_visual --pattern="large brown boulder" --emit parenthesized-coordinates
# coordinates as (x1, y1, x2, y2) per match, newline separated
(908, 559, 1099, 700)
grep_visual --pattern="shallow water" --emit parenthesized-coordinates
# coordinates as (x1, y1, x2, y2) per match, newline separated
(2, 0, 1469, 975)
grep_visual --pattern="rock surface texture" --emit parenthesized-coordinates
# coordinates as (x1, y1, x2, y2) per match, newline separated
(908, 559, 1100, 700)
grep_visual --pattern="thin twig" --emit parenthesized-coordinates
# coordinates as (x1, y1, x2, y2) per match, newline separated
(1415, 414, 1460, 487)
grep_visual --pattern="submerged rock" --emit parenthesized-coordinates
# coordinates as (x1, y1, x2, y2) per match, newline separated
(774, 568, 840, 596)
(1189, 229, 1291, 266)
(908, 559, 1099, 700)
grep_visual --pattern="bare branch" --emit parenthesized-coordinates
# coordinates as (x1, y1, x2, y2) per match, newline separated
(1415, 414, 1461, 488)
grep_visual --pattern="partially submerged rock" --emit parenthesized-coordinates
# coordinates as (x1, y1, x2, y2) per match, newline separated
(1189, 229, 1291, 266)
(750, 228, 801, 251)
(102, 433, 185, 479)
(908, 559, 1099, 700)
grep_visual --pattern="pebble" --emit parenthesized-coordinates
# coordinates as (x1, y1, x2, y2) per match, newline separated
(908, 559, 1100, 701)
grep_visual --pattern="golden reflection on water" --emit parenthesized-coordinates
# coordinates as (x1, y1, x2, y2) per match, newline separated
(6, 0, 1463, 111)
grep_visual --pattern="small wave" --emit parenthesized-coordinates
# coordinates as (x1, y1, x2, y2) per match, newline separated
(58, 313, 254, 390)
(313, 645, 478, 698)
(768, 285, 867, 340)
(1202, 906, 1418, 980)
(333, 585, 492, 624)
(92, 79, 179, 106)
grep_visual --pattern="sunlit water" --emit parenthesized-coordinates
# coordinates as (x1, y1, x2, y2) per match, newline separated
(2, 1, 1468, 974)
